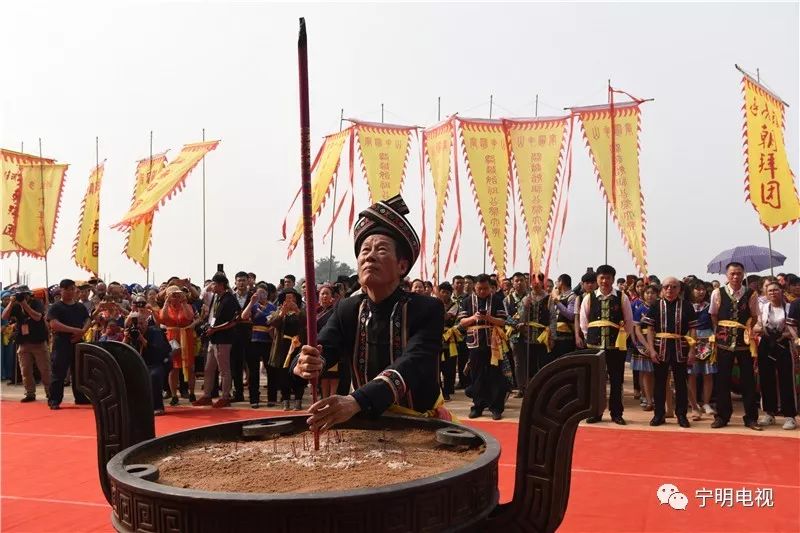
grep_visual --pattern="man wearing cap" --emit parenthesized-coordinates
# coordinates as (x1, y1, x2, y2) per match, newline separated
(47, 279, 92, 410)
(293, 195, 447, 432)
(192, 273, 239, 408)
(580, 264, 634, 425)
(2, 286, 50, 402)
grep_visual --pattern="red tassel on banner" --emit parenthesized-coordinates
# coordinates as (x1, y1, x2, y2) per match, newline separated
(554, 115, 576, 267)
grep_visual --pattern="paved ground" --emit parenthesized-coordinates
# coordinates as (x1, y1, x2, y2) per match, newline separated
(2, 366, 796, 438)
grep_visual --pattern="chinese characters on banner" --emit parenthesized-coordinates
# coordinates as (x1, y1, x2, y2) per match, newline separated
(459, 119, 510, 278)
(124, 153, 167, 269)
(503, 117, 568, 274)
(742, 76, 800, 229)
(1, 149, 57, 257)
(578, 103, 648, 275)
(354, 122, 413, 203)
(112, 140, 219, 229)
(287, 128, 351, 257)
(14, 163, 68, 257)
(423, 118, 457, 280)
(73, 162, 104, 275)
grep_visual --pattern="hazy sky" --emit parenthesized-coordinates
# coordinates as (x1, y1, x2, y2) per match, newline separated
(3, 1, 798, 288)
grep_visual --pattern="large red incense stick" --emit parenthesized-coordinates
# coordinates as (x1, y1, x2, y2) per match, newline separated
(297, 17, 319, 450)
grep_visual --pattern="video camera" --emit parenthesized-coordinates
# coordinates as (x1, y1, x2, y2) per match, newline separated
(14, 286, 32, 302)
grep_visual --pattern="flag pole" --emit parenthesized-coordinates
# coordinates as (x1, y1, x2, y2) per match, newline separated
(327, 108, 344, 283)
(483, 94, 493, 274)
(147, 131, 153, 285)
(96, 136, 100, 279)
(297, 17, 319, 450)
(17, 142, 23, 284)
(202, 127, 207, 282)
(606, 80, 616, 265)
(38, 138, 49, 288)
(436, 96, 441, 284)
(754, 67, 776, 276)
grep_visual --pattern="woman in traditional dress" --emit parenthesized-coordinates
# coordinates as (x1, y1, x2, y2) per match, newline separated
(632, 284, 657, 411)
(267, 288, 307, 410)
(687, 280, 717, 421)
(317, 285, 338, 398)
(754, 281, 798, 430)
(160, 286, 199, 405)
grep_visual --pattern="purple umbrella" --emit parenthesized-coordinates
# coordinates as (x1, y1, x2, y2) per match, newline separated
(706, 245, 786, 274)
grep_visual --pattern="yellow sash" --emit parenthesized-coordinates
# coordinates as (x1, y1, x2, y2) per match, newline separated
(282, 334, 302, 368)
(587, 320, 628, 350)
(468, 325, 508, 366)
(556, 322, 573, 334)
(442, 326, 463, 358)
(388, 391, 458, 423)
(525, 322, 551, 351)
(252, 325, 270, 333)
(654, 332, 697, 347)
(712, 319, 757, 358)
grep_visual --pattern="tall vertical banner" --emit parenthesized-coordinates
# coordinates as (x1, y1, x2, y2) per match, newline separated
(577, 103, 648, 275)
(125, 153, 168, 269)
(286, 128, 350, 257)
(1, 149, 56, 256)
(353, 121, 414, 202)
(503, 117, 568, 274)
(14, 163, 68, 257)
(73, 162, 104, 275)
(112, 140, 219, 229)
(423, 117, 456, 280)
(459, 118, 510, 277)
(741, 75, 800, 229)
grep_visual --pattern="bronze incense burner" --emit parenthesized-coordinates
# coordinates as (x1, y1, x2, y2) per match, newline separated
(77, 341, 605, 532)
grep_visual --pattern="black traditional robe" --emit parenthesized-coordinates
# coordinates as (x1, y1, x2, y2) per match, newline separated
(294, 286, 444, 417)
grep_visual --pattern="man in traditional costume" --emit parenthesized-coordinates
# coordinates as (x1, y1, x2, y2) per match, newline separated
(551, 274, 577, 358)
(503, 272, 529, 397)
(709, 261, 761, 430)
(580, 264, 634, 425)
(459, 274, 509, 420)
(512, 273, 555, 396)
(643, 277, 697, 428)
(293, 195, 448, 432)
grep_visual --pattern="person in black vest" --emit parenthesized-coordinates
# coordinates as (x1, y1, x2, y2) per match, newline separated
(2, 286, 50, 403)
(460, 274, 509, 420)
(643, 277, 697, 428)
(293, 195, 449, 432)
(551, 274, 577, 359)
(230, 271, 254, 403)
(580, 264, 634, 425)
(192, 273, 239, 408)
(515, 273, 555, 390)
(503, 272, 529, 397)
(708, 261, 761, 430)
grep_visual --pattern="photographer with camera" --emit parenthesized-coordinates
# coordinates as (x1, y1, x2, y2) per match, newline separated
(1, 286, 50, 403)
(123, 309, 173, 415)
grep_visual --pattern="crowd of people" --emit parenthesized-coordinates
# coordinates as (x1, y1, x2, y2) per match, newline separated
(2, 263, 798, 430)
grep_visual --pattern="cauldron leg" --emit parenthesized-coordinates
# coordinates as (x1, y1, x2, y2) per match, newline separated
(75, 341, 156, 504)
(485, 349, 606, 533)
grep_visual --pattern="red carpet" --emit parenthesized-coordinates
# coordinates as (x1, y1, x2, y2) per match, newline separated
(2, 401, 798, 532)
